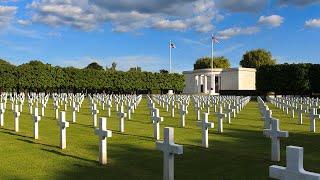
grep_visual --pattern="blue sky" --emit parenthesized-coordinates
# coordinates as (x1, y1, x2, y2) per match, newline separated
(0, 0, 319, 73)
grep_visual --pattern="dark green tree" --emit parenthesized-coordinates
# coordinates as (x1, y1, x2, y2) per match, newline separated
(159, 69, 169, 74)
(85, 62, 104, 70)
(240, 49, 276, 68)
(0, 59, 16, 92)
(194, 56, 231, 70)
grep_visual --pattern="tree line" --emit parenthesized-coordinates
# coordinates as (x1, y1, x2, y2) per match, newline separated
(194, 49, 276, 70)
(256, 63, 320, 95)
(0, 60, 185, 94)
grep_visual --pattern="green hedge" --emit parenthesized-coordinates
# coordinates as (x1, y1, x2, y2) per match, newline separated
(256, 63, 320, 95)
(0, 61, 185, 94)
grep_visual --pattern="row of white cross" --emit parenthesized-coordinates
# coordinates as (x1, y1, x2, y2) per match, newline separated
(258, 96, 320, 180)
(267, 96, 320, 132)
(147, 95, 251, 179)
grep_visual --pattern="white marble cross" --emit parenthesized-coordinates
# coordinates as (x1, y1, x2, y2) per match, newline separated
(224, 104, 232, 124)
(57, 111, 70, 149)
(196, 112, 214, 148)
(76, 101, 80, 112)
(156, 127, 183, 180)
(170, 101, 175, 118)
(94, 117, 112, 165)
(29, 101, 33, 114)
(63, 99, 67, 111)
(115, 101, 119, 111)
(126, 103, 132, 120)
(194, 102, 201, 121)
(262, 109, 273, 129)
(263, 118, 289, 162)
(54, 101, 60, 120)
(270, 146, 320, 180)
(92, 104, 99, 127)
(0, 103, 4, 126)
(41, 100, 45, 116)
(117, 106, 127, 132)
(150, 108, 163, 140)
(13, 104, 20, 132)
(102, 99, 105, 110)
(165, 100, 169, 112)
(290, 102, 295, 118)
(215, 106, 227, 133)
(306, 108, 320, 132)
(106, 100, 112, 117)
(296, 104, 306, 125)
(179, 104, 188, 127)
(231, 102, 237, 118)
(205, 101, 210, 115)
(32, 107, 41, 139)
(72, 101, 77, 123)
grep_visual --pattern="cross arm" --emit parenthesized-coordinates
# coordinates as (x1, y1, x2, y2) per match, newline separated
(169, 144, 183, 155)
(269, 165, 286, 179)
(277, 131, 289, 138)
(156, 141, 164, 151)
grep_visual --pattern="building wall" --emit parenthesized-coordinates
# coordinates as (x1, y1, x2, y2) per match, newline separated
(238, 69, 256, 90)
(221, 69, 239, 90)
(183, 73, 195, 94)
(182, 68, 256, 93)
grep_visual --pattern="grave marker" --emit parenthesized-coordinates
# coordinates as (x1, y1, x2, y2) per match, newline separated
(13, 104, 20, 132)
(156, 127, 183, 180)
(57, 111, 69, 149)
(32, 107, 41, 139)
(263, 118, 289, 162)
(94, 117, 112, 165)
(215, 106, 226, 133)
(150, 108, 163, 140)
(270, 146, 320, 179)
(196, 113, 214, 148)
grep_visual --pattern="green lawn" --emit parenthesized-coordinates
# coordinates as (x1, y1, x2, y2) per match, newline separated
(0, 97, 319, 180)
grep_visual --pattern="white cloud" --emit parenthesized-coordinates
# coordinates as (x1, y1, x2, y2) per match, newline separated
(0, 6, 17, 28)
(277, 0, 320, 7)
(16, 19, 32, 26)
(258, 15, 284, 27)
(153, 19, 188, 31)
(217, 27, 260, 39)
(0, 0, 18, 3)
(27, 0, 220, 33)
(305, 18, 320, 28)
(216, 0, 268, 13)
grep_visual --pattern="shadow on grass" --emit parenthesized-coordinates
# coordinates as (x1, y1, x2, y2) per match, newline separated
(112, 131, 155, 142)
(3, 131, 32, 139)
(54, 144, 163, 180)
(75, 123, 93, 128)
(17, 138, 60, 148)
(41, 148, 99, 165)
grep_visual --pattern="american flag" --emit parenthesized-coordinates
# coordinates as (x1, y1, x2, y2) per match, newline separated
(212, 36, 220, 44)
(170, 43, 176, 48)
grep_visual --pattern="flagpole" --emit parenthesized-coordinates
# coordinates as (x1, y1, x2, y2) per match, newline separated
(211, 32, 215, 95)
(170, 39, 172, 73)
(211, 32, 213, 74)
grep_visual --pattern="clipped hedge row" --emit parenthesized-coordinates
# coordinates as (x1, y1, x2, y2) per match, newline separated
(0, 61, 185, 94)
(256, 63, 320, 95)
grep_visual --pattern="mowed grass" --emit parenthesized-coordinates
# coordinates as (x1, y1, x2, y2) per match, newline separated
(0, 97, 319, 180)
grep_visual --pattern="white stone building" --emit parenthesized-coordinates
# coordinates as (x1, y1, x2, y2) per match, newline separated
(182, 68, 256, 94)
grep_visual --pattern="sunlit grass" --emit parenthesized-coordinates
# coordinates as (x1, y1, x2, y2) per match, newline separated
(0, 97, 319, 179)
